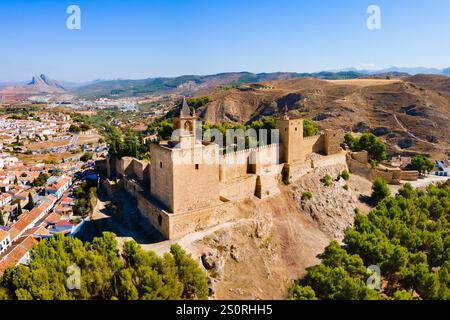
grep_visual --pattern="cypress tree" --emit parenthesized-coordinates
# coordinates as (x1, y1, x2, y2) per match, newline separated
(0, 210, 4, 226)
(27, 193, 35, 210)
(17, 203, 23, 217)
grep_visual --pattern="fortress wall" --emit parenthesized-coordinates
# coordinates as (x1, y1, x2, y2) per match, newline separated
(219, 175, 258, 201)
(116, 157, 134, 177)
(135, 192, 238, 240)
(312, 152, 347, 169)
(255, 165, 283, 199)
(143, 163, 151, 188)
(249, 144, 280, 175)
(400, 171, 419, 181)
(302, 135, 324, 156)
(150, 145, 174, 213)
(123, 177, 144, 196)
(346, 154, 374, 180)
(167, 201, 237, 239)
(130, 158, 149, 182)
(136, 194, 170, 238)
(324, 129, 345, 155)
(374, 168, 402, 185)
(346, 153, 413, 184)
(288, 161, 314, 183)
(107, 157, 119, 178)
(95, 159, 107, 176)
(101, 178, 121, 198)
(373, 169, 396, 185)
(351, 151, 369, 164)
(219, 150, 250, 182)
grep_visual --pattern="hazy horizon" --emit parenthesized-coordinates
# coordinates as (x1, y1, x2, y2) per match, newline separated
(1, 65, 449, 85)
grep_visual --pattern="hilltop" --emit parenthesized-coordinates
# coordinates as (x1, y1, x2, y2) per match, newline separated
(193, 75, 450, 159)
(74, 71, 366, 98)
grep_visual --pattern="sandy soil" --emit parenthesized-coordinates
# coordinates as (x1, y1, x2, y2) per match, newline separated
(76, 133, 101, 145)
(327, 79, 402, 87)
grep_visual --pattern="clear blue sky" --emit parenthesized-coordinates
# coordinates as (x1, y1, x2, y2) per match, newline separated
(0, 0, 449, 82)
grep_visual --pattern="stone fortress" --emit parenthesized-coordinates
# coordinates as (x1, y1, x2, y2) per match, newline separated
(97, 99, 348, 240)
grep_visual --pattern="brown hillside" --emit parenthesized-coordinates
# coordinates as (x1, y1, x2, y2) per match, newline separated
(197, 77, 450, 159)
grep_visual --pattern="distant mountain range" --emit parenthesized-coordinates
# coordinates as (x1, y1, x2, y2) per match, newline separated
(74, 71, 366, 98)
(0, 74, 67, 95)
(333, 66, 450, 76)
(74, 67, 450, 98)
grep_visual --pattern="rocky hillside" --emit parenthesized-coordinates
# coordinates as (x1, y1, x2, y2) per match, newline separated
(187, 164, 373, 299)
(196, 76, 450, 159)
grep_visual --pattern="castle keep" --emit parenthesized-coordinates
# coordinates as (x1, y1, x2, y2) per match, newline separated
(98, 100, 345, 239)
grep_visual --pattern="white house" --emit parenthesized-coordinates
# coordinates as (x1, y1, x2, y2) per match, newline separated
(435, 160, 450, 177)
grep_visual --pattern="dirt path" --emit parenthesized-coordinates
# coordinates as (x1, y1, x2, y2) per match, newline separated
(393, 114, 437, 146)
(141, 221, 237, 256)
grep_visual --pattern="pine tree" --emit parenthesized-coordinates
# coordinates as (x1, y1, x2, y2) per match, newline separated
(371, 178, 391, 205)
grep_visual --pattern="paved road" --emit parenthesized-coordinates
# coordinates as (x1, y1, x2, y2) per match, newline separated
(408, 174, 449, 188)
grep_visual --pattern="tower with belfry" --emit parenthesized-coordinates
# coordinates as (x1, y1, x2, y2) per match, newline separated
(149, 98, 220, 213)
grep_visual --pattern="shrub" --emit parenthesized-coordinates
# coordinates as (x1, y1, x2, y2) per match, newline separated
(321, 175, 332, 187)
(345, 133, 387, 162)
(80, 152, 93, 162)
(341, 170, 350, 181)
(291, 285, 317, 300)
(370, 160, 378, 169)
(410, 155, 435, 175)
(303, 119, 319, 137)
(371, 178, 391, 205)
(302, 192, 313, 200)
(393, 290, 414, 300)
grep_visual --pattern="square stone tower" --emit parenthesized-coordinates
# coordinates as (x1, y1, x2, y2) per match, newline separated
(150, 98, 220, 213)
(276, 107, 305, 164)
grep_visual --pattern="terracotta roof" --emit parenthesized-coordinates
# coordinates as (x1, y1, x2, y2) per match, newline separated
(45, 212, 62, 224)
(46, 177, 70, 191)
(9, 200, 52, 240)
(61, 197, 74, 203)
(0, 229, 9, 242)
(55, 220, 72, 227)
(0, 235, 38, 274)
(23, 226, 50, 237)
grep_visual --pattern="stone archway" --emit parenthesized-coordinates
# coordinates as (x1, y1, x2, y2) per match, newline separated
(184, 120, 193, 132)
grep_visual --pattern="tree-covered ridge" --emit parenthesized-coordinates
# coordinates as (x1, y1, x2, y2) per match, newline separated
(106, 126, 150, 160)
(291, 183, 450, 300)
(0, 232, 208, 300)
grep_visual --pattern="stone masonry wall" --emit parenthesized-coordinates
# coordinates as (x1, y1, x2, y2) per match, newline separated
(219, 175, 258, 201)
(302, 135, 324, 156)
(400, 171, 420, 181)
